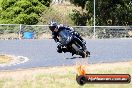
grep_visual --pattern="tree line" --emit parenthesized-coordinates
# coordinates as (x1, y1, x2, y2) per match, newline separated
(0, 0, 50, 25)
(0, 0, 131, 26)
(70, 0, 131, 26)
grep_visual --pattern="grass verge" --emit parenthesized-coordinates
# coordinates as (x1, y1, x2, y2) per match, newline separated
(0, 55, 13, 64)
(0, 61, 132, 88)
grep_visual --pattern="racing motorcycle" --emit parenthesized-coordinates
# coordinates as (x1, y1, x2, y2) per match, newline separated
(58, 28, 90, 58)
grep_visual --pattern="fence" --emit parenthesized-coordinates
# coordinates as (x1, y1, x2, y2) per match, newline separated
(51, 0, 69, 4)
(0, 24, 132, 40)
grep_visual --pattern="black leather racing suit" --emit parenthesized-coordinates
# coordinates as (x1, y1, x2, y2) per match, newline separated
(52, 26, 85, 53)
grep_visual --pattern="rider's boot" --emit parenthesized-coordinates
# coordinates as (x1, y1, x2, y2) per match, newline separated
(57, 48, 62, 53)
(62, 48, 68, 53)
(57, 45, 63, 53)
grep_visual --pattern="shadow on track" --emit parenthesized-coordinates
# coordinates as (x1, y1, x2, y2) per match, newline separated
(65, 56, 83, 59)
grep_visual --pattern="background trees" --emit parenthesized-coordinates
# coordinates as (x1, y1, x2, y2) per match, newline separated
(0, 0, 50, 24)
(0, 0, 131, 26)
(70, 0, 131, 26)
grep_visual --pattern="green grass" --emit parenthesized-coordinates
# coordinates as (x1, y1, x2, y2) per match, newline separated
(0, 61, 132, 88)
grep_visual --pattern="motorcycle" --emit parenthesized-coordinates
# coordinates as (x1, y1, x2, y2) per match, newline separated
(58, 28, 90, 58)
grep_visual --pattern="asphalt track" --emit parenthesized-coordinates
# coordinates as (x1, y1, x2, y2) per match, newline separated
(0, 39, 132, 70)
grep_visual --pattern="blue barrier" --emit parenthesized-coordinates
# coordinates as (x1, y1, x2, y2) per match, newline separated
(23, 32, 34, 39)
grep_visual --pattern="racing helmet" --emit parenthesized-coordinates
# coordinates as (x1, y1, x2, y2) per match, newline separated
(49, 21, 58, 32)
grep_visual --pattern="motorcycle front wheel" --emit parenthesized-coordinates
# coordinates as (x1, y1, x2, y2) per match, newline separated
(71, 43, 88, 58)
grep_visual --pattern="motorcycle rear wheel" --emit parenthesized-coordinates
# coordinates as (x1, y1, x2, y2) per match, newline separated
(80, 51, 87, 58)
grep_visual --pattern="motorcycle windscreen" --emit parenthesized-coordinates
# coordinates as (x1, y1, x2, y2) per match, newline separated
(59, 29, 73, 45)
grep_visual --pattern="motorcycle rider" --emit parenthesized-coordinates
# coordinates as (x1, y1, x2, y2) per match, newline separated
(49, 21, 87, 54)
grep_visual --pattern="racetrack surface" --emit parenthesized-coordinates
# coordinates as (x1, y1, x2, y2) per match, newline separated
(0, 39, 132, 70)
